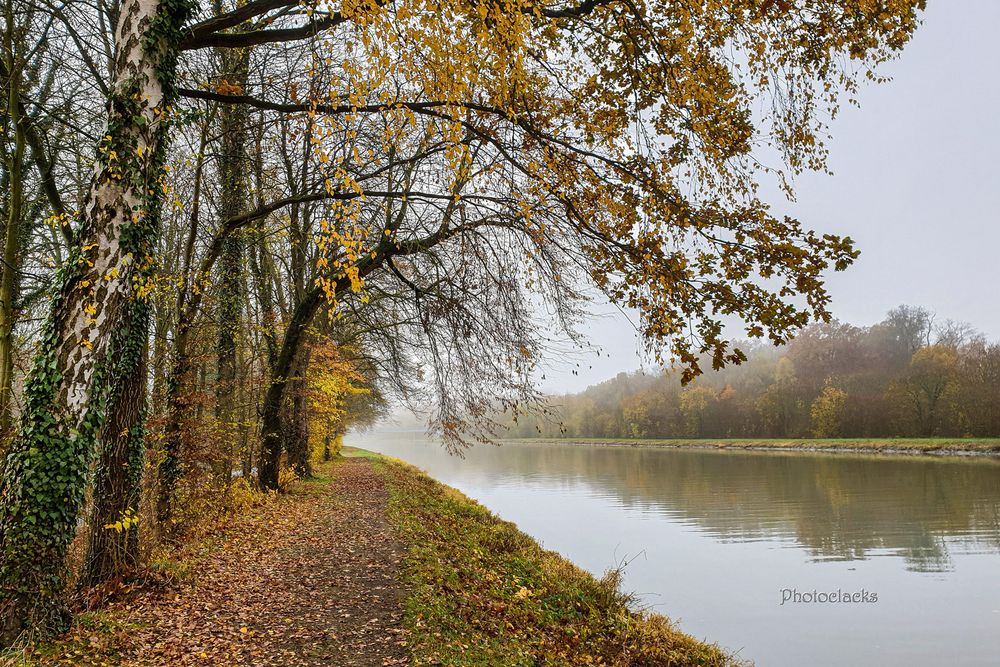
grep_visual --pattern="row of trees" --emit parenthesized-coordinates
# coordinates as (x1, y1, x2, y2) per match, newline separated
(515, 306, 1000, 440)
(0, 0, 923, 645)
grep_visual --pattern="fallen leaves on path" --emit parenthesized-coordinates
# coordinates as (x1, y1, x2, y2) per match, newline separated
(26, 459, 409, 666)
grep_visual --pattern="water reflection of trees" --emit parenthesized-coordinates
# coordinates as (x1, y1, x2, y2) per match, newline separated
(461, 445, 1000, 572)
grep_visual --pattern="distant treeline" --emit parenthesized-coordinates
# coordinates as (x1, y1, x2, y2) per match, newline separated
(513, 306, 1000, 439)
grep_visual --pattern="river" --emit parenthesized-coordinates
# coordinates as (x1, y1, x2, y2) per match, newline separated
(348, 431, 1000, 665)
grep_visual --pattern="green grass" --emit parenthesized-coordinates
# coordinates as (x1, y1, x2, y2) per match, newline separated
(506, 437, 1000, 454)
(340, 445, 383, 459)
(374, 453, 743, 666)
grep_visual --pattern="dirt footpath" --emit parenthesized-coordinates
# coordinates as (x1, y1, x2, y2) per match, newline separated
(112, 459, 409, 666)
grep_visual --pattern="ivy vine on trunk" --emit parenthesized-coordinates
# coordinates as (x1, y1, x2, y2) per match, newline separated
(0, 0, 195, 644)
(79, 316, 149, 588)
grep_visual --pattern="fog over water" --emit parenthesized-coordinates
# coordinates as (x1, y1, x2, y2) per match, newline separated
(542, 0, 1000, 394)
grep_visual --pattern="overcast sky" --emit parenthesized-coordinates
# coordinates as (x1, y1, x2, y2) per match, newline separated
(541, 0, 1000, 394)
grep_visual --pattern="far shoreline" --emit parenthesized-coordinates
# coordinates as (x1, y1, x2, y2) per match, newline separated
(502, 437, 1000, 458)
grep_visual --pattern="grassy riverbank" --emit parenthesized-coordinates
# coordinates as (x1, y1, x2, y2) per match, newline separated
(370, 450, 738, 666)
(12, 453, 738, 666)
(505, 437, 1000, 456)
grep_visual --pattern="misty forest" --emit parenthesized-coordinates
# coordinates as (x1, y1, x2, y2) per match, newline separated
(514, 305, 1000, 441)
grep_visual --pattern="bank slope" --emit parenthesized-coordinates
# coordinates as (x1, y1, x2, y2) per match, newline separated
(506, 437, 1000, 457)
(374, 453, 741, 666)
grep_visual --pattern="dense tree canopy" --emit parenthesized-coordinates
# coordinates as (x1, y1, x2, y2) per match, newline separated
(0, 0, 924, 644)
(513, 307, 1000, 440)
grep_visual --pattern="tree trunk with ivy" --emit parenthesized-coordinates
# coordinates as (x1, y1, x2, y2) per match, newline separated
(79, 319, 148, 588)
(214, 43, 249, 484)
(0, 0, 194, 644)
(322, 428, 333, 461)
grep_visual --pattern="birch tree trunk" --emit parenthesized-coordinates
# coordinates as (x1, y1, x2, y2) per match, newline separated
(0, 0, 193, 643)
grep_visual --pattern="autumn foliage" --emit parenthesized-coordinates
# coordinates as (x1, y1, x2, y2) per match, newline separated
(0, 0, 926, 648)
(513, 306, 1000, 441)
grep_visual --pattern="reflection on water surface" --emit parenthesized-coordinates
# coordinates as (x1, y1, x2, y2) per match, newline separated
(352, 432, 1000, 666)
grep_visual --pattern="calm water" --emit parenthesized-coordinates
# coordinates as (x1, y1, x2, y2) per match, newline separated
(350, 432, 1000, 666)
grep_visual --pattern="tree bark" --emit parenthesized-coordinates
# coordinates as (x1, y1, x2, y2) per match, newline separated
(0, 116, 22, 441)
(0, 0, 25, 440)
(286, 344, 312, 477)
(258, 288, 323, 489)
(0, 0, 194, 643)
(150, 300, 171, 415)
(213, 43, 249, 482)
(79, 322, 148, 588)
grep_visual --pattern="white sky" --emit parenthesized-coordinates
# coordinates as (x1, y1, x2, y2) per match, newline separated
(541, 0, 1000, 394)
